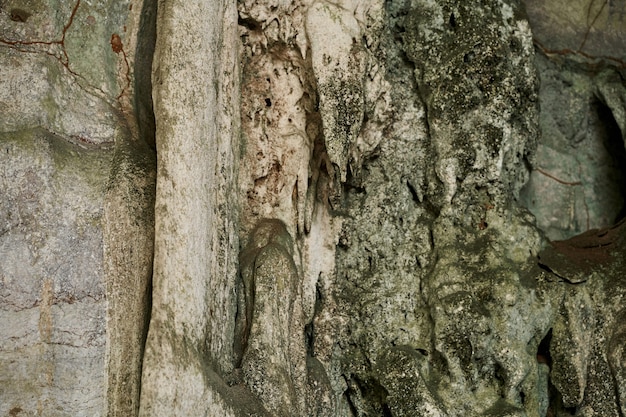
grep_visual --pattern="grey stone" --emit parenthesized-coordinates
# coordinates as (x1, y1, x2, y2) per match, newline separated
(0, 129, 110, 416)
(3, 0, 626, 415)
(238, 219, 305, 416)
(519, 55, 626, 241)
(137, 0, 244, 415)
(0, 0, 156, 415)
(522, 0, 626, 64)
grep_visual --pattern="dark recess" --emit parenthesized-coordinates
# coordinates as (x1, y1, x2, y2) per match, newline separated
(536, 328, 552, 367)
(10, 8, 31, 22)
(595, 98, 626, 223)
(134, 0, 158, 149)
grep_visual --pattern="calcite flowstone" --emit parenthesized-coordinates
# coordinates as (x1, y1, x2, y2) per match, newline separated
(137, 0, 246, 415)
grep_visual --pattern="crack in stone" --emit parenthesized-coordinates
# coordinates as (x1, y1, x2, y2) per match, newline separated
(535, 168, 583, 186)
(0, 0, 114, 105)
(579, 0, 609, 51)
(533, 38, 626, 69)
(0, 0, 81, 74)
(110, 33, 131, 101)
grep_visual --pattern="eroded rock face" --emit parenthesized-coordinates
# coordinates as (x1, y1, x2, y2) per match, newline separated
(235, 0, 547, 414)
(519, 55, 626, 241)
(0, 129, 111, 415)
(2, 0, 626, 415)
(518, 0, 626, 242)
(236, 219, 306, 415)
(517, 5, 626, 412)
(329, 2, 552, 414)
(523, 0, 626, 64)
(137, 0, 245, 415)
(234, 0, 626, 416)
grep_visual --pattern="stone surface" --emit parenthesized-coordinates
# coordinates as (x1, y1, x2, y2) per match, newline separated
(523, 0, 626, 64)
(519, 0, 626, 241)
(325, 1, 551, 415)
(519, 55, 626, 241)
(238, 44, 315, 237)
(0, 129, 110, 416)
(0, 0, 156, 415)
(137, 0, 246, 415)
(103, 136, 156, 417)
(237, 219, 306, 415)
(2, 0, 626, 415)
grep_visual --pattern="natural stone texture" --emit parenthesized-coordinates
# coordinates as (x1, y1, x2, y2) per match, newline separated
(609, 310, 626, 413)
(327, 1, 550, 415)
(518, 0, 626, 241)
(515, 6, 626, 411)
(2, 0, 626, 415)
(237, 219, 306, 415)
(238, 45, 315, 237)
(104, 137, 155, 417)
(236, 0, 351, 414)
(0, 0, 156, 415)
(137, 0, 245, 415)
(523, 0, 626, 64)
(305, 1, 368, 182)
(0, 129, 111, 416)
(235, 0, 626, 415)
(550, 286, 594, 407)
(519, 55, 626, 241)
(403, 0, 539, 208)
(533, 221, 626, 417)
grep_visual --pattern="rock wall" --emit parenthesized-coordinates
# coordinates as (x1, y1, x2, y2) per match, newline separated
(137, 0, 247, 415)
(0, 0, 156, 415)
(1, 0, 626, 416)
(520, 0, 626, 241)
(232, 0, 626, 415)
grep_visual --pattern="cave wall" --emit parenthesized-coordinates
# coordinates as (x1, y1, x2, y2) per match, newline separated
(520, 0, 626, 241)
(137, 0, 245, 414)
(1, 0, 626, 416)
(0, 0, 156, 415)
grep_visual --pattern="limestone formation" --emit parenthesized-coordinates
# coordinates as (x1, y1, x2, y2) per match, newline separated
(2, 0, 626, 416)
(0, 1, 155, 415)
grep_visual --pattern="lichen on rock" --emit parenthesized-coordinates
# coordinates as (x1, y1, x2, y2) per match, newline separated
(236, 219, 305, 415)
(4, 0, 626, 415)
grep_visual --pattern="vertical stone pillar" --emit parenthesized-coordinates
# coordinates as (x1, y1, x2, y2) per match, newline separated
(138, 0, 243, 414)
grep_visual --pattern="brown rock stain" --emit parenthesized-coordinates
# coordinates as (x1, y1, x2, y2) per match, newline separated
(110, 33, 123, 53)
(9, 406, 23, 416)
(110, 33, 131, 101)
